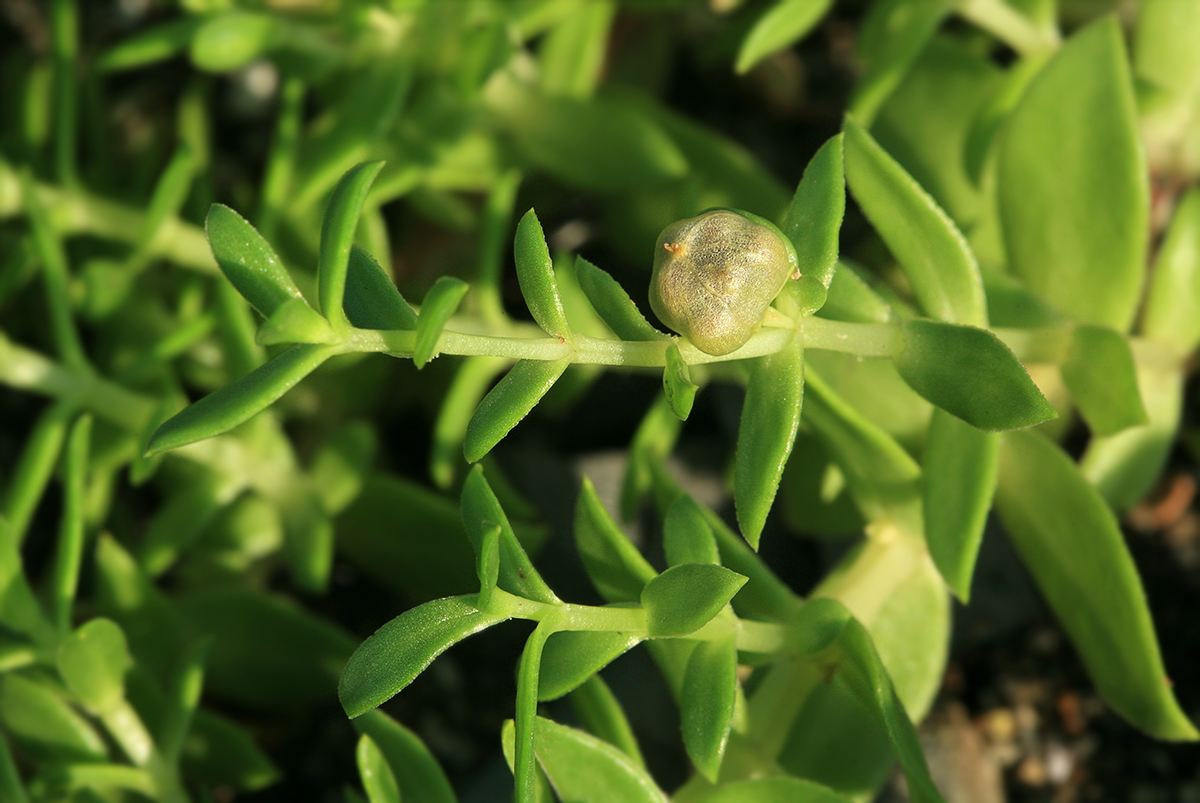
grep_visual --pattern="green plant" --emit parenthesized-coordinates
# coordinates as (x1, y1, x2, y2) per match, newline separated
(3, 1, 1199, 802)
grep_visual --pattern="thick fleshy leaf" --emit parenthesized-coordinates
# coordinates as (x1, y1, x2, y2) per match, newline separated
(784, 134, 845, 315)
(414, 276, 469, 369)
(694, 778, 853, 803)
(575, 258, 666, 341)
(1135, 0, 1200, 177)
(735, 339, 804, 548)
(736, 0, 832, 75)
(318, 161, 385, 326)
(344, 244, 418, 330)
(353, 710, 455, 803)
(527, 717, 668, 803)
(205, 203, 303, 318)
(997, 17, 1147, 331)
(357, 735, 400, 803)
(663, 343, 697, 421)
(923, 410, 998, 600)
(872, 38, 1000, 229)
(339, 596, 508, 718)
(575, 477, 658, 603)
(145, 344, 337, 455)
(1061, 326, 1147, 436)
(850, 0, 951, 125)
(461, 465, 558, 605)
(663, 495, 718, 567)
(515, 209, 572, 340)
(57, 619, 130, 713)
(539, 630, 642, 701)
(894, 319, 1055, 431)
(641, 565, 747, 638)
(463, 357, 571, 463)
(1142, 188, 1200, 355)
(256, 297, 334, 346)
(681, 636, 738, 781)
(801, 367, 921, 524)
(569, 676, 646, 767)
(995, 430, 1198, 740)
(1082, 365, 1181, 512)
(843, 118, 984, 327)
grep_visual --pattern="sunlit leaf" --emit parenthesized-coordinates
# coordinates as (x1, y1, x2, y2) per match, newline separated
(205, 203, 303, 318)
(737, 0, 832, 75)
(414, 276, 469, 368)
(146, 344, 338, 455)
(1061, 325, 1148, 436)
(463, 357, 571, 463)
(894, 319, 1055, 431)
(997, 17, 1147, 331)
(515, 209, 573, 340)
(996, 430, 1198, 740)
(539, 630, 642, 701)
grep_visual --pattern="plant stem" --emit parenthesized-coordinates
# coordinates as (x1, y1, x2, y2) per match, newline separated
(957, 0, 1060, 56)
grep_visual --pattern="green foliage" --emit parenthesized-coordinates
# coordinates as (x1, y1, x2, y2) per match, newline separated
(3, 1, 1198, 802)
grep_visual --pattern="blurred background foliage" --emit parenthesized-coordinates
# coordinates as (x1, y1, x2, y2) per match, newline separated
(2, 0, 1200, 801)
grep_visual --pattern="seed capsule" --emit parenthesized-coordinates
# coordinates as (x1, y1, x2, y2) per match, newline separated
(649, 209, 798, 356)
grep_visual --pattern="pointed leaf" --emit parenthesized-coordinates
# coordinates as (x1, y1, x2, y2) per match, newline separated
(256, 296, 334, 346)
(461, 465, 558, 605)
(319, 161, 385, 326)
(357, 735, 400, 803)
(894, 319, 1055, 431)
(206, 203, 302, 317)
(923, 410, 998, 600)
(345, 244, 418, 330)
(539, 630, 642, 701)
(575, 477, 658, 603)
(538, 1, 615, 98)
(463, 357, 571, 463)
(997, 17, 1147, 331)
(57, 619, 131, 713)
(735, 339, 804, 548)
(1061, 325, 1147, 436)
(641, 565, 747, 638)
(784, 134, 846, 315)
(576, 257, 666, 342)
(737, 0, 832, 75)
(354, 710, 455, 803)
(996, 430, 1197, 740)
(0, 673, 106, 763)
(530, 717, 669, 803)
(663, 495, 718, 567)
(146, 344, 337, 455)
(339, 596, 508, 718)
(844, 118, 984, 327)
(663, 343, 697, 421)
(515, 209, 573, 340)
(414, 276, 469, 368)
(681, 636, 738, 781)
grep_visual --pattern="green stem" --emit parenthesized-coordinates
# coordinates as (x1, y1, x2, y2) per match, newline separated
(0, 398, 73, 545)
(51, 0, 78, 186)
(0, 162, 216, 274)
(513, 617, 557, 802)
(50, 414, 90, 633)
